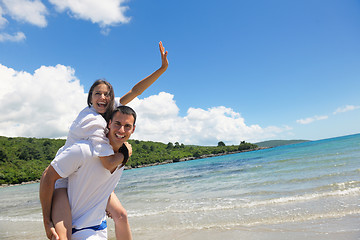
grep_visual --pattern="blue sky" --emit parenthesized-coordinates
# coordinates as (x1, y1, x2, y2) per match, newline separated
(0, 0, 359, 145)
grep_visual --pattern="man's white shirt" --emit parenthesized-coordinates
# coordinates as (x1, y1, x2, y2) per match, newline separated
(51, 141, 124, 229)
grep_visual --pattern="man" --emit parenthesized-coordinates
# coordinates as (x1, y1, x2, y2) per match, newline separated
(40, 106, 136, 240)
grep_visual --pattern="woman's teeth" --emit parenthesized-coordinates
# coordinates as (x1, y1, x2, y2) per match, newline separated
(97, 102, 106, 107)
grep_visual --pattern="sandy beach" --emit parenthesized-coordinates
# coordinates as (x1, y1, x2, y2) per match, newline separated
(2, 214, 359, 240)
(111, 214, 360, 240)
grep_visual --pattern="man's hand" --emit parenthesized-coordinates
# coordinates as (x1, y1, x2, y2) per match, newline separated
(124, 142, 132, 158)
(39, 165, 62, 240)
(44, 220, 59, 240)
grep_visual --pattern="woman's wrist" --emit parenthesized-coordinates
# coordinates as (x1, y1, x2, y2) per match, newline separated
(118, 144, 129, 166)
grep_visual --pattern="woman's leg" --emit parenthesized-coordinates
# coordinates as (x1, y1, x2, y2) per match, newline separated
(106, 192, 132, 240)
(52, 188, 72, 240)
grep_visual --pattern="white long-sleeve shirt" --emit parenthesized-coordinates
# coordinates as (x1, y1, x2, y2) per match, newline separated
(60, 106, 114, 157)
(55, 103, 120, 189)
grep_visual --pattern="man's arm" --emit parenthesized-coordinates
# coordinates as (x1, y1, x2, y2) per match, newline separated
(120, 41, 168, 105)
(39, 165, 62, 240)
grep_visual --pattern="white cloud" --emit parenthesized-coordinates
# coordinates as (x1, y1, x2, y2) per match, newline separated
(296, 115, 328, 125)
(0, 0, 131, 41)
(126, 92, 290, 145)
(0, 64, 291, 145)
(0, 6, 8, 28)
(49, 0, 130, 29)
(333, 105, 360, 115)
(0, 64, 86, 138)
(2, 0, 48, 27)
(0, 31, 25, 42)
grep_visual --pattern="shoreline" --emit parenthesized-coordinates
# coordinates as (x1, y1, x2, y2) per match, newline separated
(0, 179, 40, 188)
(1, 147, 268, 188)
(124, 147, 268, 170)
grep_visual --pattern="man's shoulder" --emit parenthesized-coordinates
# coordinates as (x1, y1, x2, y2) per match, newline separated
(51, 140, 94, 176)
(74, 140, 94, 153)
(60, 140, 94, 159)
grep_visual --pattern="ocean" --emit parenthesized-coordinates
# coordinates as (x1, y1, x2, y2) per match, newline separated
(0, 134, 359, 239)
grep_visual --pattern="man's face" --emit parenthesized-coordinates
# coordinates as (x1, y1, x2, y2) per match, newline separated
(108, 111, 135, 148)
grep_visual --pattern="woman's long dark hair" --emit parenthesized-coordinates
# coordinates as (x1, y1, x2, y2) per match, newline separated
(87, 79, 115, 122)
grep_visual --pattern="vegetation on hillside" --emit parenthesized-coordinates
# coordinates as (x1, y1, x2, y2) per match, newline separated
(0, 136, 65, 185)
(0, 136, 258, 185)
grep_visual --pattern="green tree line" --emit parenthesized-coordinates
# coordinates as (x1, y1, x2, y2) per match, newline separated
(0, 136, 258, 185)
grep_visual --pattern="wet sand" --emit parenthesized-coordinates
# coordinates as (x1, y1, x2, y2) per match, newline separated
(106, 214, 360, 240)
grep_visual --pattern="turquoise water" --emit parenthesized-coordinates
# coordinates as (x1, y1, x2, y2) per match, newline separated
(1, 134, 359, 239)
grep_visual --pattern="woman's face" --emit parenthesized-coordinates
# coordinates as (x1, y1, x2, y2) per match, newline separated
(91, 83, 111, 114)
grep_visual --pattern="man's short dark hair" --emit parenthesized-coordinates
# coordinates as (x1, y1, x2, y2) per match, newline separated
(110, 106, 137, 125)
